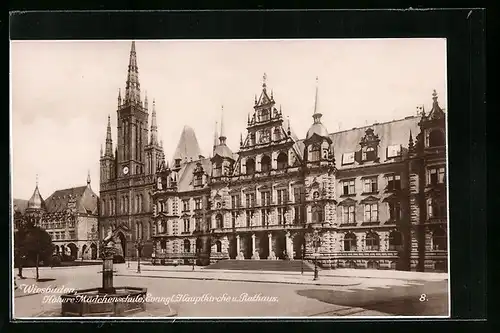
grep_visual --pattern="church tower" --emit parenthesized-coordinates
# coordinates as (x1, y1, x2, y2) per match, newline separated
(116, 41, 150, 178)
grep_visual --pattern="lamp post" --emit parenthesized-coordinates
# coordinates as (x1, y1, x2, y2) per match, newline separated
(135, 238, 144, 273)
(313, 230, 321, 281)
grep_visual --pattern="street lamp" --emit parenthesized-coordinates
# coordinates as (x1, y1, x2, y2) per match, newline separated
(135, 238, 144, 273)
(313, 230, 321, 281)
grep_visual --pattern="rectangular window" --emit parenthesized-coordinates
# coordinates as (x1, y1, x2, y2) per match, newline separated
(342, 205, 355, 223)
(245, 193, 255, 208)
(182, 200, 190, 212)
(277, 208, 286, 224)
(428, 166, 446, 185)
(261, 209, 270, 226)
(389, 202, 401, 221)
(293, 187, 301, 203)
(363, 177, 378, 193)
(364, 204, 378, 222)
(231, 195, 240, 209)
(342, 180, 355, 195)
(277, 189, 288, 204)
(246, 210, 253, 226)
(195, 217, 201, 231)
(362, 147, 377, 161)
(261, 191, 271, 206)
(387, 174, 401, 191)
(183, 218, 190, 233)
(342, 152, 355, 165)
(231, 212, 237, 228)
(387, 144, 402, 158)
(194, 198, 202, 210)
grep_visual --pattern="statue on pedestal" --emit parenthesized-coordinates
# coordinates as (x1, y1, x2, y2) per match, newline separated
(236, 251, 245, 260)
(251, 250, 260, 260)
(268, 250, 276, 260)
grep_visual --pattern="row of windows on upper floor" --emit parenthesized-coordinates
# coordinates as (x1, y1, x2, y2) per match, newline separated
(156, 196, 446, 236)
(48, 231, 76, 240)
(155, 228, 447, 252)
(101, 193, 153, 216)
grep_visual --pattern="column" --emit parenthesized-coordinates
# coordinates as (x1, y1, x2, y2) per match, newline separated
(267, 233, 275, 260)
(285, 231, 291, 259)
(236, 235, 243, 260)
(251, 234, 258, 259)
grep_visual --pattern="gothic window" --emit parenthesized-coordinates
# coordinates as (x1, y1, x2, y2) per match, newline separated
(362, 146, 377, 161)
(432, 228, 447, 251)
(363, 177, 378, 193)
(216, 214, 223, 229)
(260, 155, 271, 172)
(261, 108, 270, 122)
(312, 205, 324, 224)
(427, 129, 446, 148)
(184, 239, 191, 252)
(386, 174, 401, 191)
(342, 180, 355, 195)
(102, 200, 106, 216)
(277, 152, 288, 169)
(215, 241, 222, 253)
(310, 143, 321, 161)
(246, 158, 256, 175)
(274, 127, 281, 141)
(344, 233, 357, 251)
(365, 232, 380, 250)
(389, 202, 401, 221)
(342, 205, 355, 224)
(389, 230, 403, 251)
(364, 203, 378, 222)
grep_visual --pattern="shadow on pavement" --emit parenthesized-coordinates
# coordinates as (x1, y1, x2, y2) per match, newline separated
(296, 280, 449, 316)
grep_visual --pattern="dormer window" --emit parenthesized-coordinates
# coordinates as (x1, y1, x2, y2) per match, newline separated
(194, 174, 203, 187)
(310, 143, 321, 161)
(387, 144, 402, 159)
(342, 152, 355, 165)
(214, 162, 222, 177)
(362, 146, 377, 161)
(427, 129, 446, 148)
(261, 108, 270, 122)
(174, 159, 181, 169)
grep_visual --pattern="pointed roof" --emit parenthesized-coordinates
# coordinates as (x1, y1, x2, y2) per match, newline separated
(45, 185, 99, 215)
(255, 73, 274, 108)
(427, 90, 445, 120)
(124, 41, 141, 104)
(150, 98, 158, 145)
(172, 125, 202, 163)
(27, 178, 45, 211)
(306, 77, 330, 141)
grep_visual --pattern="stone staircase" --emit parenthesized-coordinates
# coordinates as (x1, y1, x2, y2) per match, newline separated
(206, 259, 315, 272)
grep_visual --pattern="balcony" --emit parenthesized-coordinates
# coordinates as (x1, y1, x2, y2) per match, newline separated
(155, 252, 196, 259)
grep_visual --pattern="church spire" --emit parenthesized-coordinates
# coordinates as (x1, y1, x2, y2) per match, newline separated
(117, 88, 121, 107)
(213, 121, 219, 150)
(87, 170, 91, 187)
(124, 41, 141, 104)
(150, 99, 158, 145)
(408, 130, 414, 152)
(105, 115, 113, 156)
(312, 76, 322, 124)
(219, 105, 227, 145)
(144, 91, 149, 110)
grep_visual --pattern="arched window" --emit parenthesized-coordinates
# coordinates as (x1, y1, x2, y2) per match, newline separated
(196, 238, 203, 253)
(157, 177, 163, 189)
(260, 108, 270, 122)
(346, 260, 357, 268)
(344, 233, 357, 251)
(184, 239, 191, 252)
(367, 261, 379, 269)
(274, 127, 282, 141)
(428, 129, 445, 147)
(365, 232, 380, 251)
(215, 241, 222, 253)
(246, 158, 256, 175)
(389, 230, 403, 251)
(432, 228, 447, 251)
(310, 143, 321, 161)
(260, 155, 271, 172)
(427, 197, 446, 219)
(101, 199, 106, 216)
(312, 204, 324, 223)
(216, 214, 223, 229)
(277, 152, 288, 169)
(362, 146, 377, 161)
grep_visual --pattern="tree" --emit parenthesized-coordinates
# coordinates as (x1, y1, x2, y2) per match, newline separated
(23, 226, 54, 281)
(14, 227, 28, 279)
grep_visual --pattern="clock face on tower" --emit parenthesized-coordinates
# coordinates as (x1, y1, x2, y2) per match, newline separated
(123, 166, 129, 175)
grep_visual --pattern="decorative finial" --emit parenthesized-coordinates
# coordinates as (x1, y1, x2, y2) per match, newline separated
(287, 116, 291, 135)
(36, 174, 38, 187)
(262, 73, 267, 88)
(409, 130, 414, 152)
(87, 169, 91, 185)
(432, 89, 438, 101)
(118, 88, 122, 106)
(100, 144, 103, 156)
(254, 94, 257, 105)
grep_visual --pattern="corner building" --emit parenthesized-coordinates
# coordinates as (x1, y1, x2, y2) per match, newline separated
(152, 76, 448, 272)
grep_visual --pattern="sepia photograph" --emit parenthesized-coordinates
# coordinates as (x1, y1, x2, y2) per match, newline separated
(10, 38, 449, 319)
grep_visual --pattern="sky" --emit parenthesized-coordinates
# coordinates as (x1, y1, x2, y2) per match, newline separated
(11, 39, 447, 200)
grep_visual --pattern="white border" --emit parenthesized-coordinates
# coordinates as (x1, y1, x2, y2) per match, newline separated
(10, 38, 451, 321)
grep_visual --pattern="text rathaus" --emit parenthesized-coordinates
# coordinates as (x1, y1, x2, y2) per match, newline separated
(99, 41, 448, 272)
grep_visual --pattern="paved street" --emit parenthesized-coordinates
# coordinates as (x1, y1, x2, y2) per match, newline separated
(13, 264, 449, 318)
